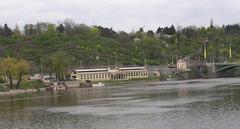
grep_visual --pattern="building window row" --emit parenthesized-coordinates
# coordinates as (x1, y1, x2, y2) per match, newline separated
(125, 72, 148, 77)
(80, 73, 110, 80)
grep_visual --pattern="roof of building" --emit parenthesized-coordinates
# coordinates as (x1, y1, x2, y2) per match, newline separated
(118, 67, 147, 70)
(73, 67, 147, 73)
(74, 68, 108, 72)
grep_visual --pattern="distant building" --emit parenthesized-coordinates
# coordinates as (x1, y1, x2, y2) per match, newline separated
(177, 59, 188, 71)
(177, 58, 204, 72)
(71, 67, 149, 81)
(30, 74, 42, 80)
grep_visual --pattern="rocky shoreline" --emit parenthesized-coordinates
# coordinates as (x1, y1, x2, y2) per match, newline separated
(0, 89, 38, 96)
(0, 79, 160, 96)
(0, 81, 80, 96)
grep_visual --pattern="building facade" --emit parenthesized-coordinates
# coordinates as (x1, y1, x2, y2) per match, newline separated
(71, 67, 149, 82)
(177, 58, 205, 72)
(177, 59, 188, 71)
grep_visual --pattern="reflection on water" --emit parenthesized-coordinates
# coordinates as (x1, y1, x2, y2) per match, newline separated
(1, 78, 240, 129)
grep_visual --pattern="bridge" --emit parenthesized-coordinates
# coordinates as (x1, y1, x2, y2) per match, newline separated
(205, 63, 240, 77)
(215, 63, 240, 72)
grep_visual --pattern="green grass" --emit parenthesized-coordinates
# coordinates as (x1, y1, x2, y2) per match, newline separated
(19, 80, 45, 90)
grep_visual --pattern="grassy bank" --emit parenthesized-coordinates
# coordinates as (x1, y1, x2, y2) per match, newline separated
(19, 80, 45, 90)
(0, 80, 45, 93)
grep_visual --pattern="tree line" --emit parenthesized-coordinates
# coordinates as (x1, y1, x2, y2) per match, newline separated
(0, 51, 70, 89)
(0, 19, 240, 73)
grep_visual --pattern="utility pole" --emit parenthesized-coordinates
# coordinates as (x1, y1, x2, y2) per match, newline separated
(144, 58, 147, 67)
(229, 43, 232, 59)
(115, 56, 118, 67)
(165, 55, 168, 65)
(202, 38, 208, 61)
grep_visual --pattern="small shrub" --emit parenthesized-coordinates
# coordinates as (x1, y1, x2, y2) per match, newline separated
(0, 84, 9, 92)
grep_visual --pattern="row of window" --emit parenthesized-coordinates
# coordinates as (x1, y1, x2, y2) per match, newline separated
(80, 73, 110, 80)
(78, 71, 148, 80)
(125, 72, 148, 77)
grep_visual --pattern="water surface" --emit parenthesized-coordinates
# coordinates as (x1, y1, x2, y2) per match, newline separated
(1, 78, 240, 129)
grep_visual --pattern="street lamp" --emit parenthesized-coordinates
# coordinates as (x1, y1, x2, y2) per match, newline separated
(229, 43, 232, 59)
(202, 38, 208, 61)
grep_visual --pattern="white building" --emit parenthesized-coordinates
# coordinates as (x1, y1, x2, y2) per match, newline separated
(71, 67, 149, 81)
(177, 58, 204, 72)
(177, 59, 188, 71)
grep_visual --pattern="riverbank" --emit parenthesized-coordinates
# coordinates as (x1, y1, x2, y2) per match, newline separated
(1, 75, 217, 96)
(0, 77, 162, 96)
(0, 80, 45, 96)
(0, 89, 38, 96)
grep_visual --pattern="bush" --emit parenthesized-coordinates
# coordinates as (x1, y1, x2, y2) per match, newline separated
(0, 78, 5, 83)
(0, 84, 9, 92)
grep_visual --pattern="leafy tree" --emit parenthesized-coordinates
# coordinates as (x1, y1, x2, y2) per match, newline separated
(147, 30, 154, 37)
(36, 22, 42, 34)
(138, 27, 144, 33)
(97, 26, 116, 38)
(51, 51, 70, 81)
(46, 24, 56, 34)
(169, 25, 176, 34)
(156, 27, 163, 33)
(3, 24, 12, 37)
(89, 26, 101, 36)
(24, 24, 36, 35)
(181, 26, 197, 38)
(15, 59, 29, 88)
(0, 25, 4, 36)
(70, 24, 90, 35)
(117, 31, 130, 42)
(224, 24, 240, 35)
(57, 24, 65, 33)
(0, 57, 17, 88)
(163, 25, 176, 35)
(64, 18, 75, 34)
(13, 24, 21, 37)
(210, 18, 214, 28)
(0, 57, 29, 89)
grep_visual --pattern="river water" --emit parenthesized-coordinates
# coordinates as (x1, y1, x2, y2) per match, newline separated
(1, 78, 240, 129)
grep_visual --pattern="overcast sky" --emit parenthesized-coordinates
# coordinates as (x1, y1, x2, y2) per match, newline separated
(1, 0, 240, 32)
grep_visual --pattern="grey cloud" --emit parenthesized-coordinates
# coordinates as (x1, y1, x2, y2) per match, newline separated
(0, 0, 240, 32)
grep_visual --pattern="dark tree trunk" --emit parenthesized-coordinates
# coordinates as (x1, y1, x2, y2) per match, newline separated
(9, 77, 13, 89)
(7, 74, 13, 89)
(16, 73, 22, 89)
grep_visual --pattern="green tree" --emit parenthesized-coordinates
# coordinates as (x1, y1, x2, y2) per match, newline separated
(46, 24, 56, 34)
(0, 57, 29, 89)
(15, 59, 30, 88)
(3, 24, 12, 37)
(13, 24, 21, 37)
(57, 24, 65, 33)
(51, 51, 70, 81)
(0, 57, 17, 89)
(89, 26, 101, 36)
(156, 27, 163, 33)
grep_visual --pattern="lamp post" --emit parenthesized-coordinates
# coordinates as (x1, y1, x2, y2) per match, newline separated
(229, 43, 232, 59)
(202, 38, 208, 61)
